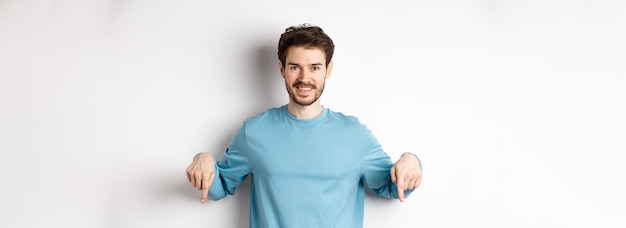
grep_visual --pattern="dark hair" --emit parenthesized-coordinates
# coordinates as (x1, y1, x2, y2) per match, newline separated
(277, 23, 335, 66)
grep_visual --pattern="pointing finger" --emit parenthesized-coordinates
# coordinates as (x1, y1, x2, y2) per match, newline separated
(200, 172, 214, 203)
(201, 182, 209, 203)
(396, 171, 406, 202)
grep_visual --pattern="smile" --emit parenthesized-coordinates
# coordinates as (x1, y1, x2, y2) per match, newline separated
(297, 86, 312, 91)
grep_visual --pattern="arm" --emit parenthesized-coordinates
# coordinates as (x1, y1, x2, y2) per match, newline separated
(361, 149, 422, 202)
(185, 125, 251, 203)
(359, 127, 422, 201)
(390, 152, 423, 202)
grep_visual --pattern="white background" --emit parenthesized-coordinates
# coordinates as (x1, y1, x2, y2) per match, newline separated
(1, 0, 625, 227)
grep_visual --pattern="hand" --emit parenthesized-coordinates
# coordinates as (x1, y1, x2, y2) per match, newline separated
(186, 152, 215, 203)
(390, 152, 422, 202)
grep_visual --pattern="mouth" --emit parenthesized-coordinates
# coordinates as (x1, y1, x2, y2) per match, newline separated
(294, 84, 315, 95)
(297, 86, 312, 91)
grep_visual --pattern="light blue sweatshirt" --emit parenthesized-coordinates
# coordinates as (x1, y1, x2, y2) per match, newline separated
(208, 106, 414, 228)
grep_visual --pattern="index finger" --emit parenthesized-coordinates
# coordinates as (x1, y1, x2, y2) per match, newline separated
(200, 172, 214, 203)
(396, 171, 406, 202)
(201, 188, 208, 203)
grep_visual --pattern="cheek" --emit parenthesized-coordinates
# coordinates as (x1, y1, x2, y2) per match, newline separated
(315, 73, 327, 81)
(284, 75, 298, 85)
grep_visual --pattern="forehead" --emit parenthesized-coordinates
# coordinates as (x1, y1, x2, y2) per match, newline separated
(285, 46, 326, 64)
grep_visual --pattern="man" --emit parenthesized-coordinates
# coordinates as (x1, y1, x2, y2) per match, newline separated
(186, 23, 423, 227)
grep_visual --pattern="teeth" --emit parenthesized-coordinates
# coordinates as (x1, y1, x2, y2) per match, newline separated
(298, 87, 312, 90)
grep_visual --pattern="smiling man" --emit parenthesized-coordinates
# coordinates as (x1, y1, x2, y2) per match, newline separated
(186, 24, 423, 228)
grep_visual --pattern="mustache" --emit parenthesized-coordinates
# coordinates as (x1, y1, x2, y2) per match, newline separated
(293, 82, 316, 89)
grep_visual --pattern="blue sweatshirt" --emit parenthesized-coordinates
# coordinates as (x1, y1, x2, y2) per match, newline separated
(208, 105, 413, 228)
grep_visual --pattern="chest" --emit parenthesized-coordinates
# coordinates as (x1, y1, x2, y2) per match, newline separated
(246, 128, 363, 181)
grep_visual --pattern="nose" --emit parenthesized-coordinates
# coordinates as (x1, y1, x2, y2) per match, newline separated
(297, 68, 313, 83)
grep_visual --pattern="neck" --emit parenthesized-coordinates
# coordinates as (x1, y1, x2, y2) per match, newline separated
(286, 102, 323, 120)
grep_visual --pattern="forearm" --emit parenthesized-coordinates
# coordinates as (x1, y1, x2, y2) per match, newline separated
(207, 162, 228, 200)
(370, 180, 415, 199)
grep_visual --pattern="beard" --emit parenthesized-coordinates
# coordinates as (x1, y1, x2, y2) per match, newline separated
(285, 80, 326, 106)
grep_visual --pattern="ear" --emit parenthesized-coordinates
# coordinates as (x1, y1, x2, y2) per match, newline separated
(325, 60, 333, 79)
(278, 60, 286, 79)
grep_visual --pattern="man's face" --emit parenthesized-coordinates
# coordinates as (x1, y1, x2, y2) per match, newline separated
(280, 46, 333, 106)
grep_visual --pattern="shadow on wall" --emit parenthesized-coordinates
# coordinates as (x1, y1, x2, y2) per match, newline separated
(179, 176, 252, 228)
(178, 39, 279, 227)
(248, 41, 284, 113)
(213, 41, 278, 227)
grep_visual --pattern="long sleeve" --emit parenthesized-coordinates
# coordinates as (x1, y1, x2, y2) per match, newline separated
(207, 125, 251, 201)
(360, 129, 415, 199)
(203, 106, 420, 227)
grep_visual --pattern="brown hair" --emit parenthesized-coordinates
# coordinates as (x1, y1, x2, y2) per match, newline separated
(277, 23, 335, 66)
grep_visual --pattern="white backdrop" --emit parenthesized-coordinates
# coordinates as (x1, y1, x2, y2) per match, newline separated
(1, 0, 625, 227)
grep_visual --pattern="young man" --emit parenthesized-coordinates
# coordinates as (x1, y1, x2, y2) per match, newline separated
(186, 24, 423, 227)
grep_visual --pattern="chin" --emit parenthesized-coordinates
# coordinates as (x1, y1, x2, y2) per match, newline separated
(294, 100, 315, 106)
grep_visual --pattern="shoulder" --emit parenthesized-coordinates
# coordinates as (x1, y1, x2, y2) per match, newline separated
(325, 108, 368, 129)
(242, 106, 284, 127)
(325, 108, 381, 146)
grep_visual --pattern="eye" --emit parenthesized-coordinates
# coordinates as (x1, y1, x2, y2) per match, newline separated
(289, 65, 299, 71)
(311, 66, 320, 71)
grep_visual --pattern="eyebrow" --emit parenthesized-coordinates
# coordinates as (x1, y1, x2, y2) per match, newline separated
(287, 62, 324, 67)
